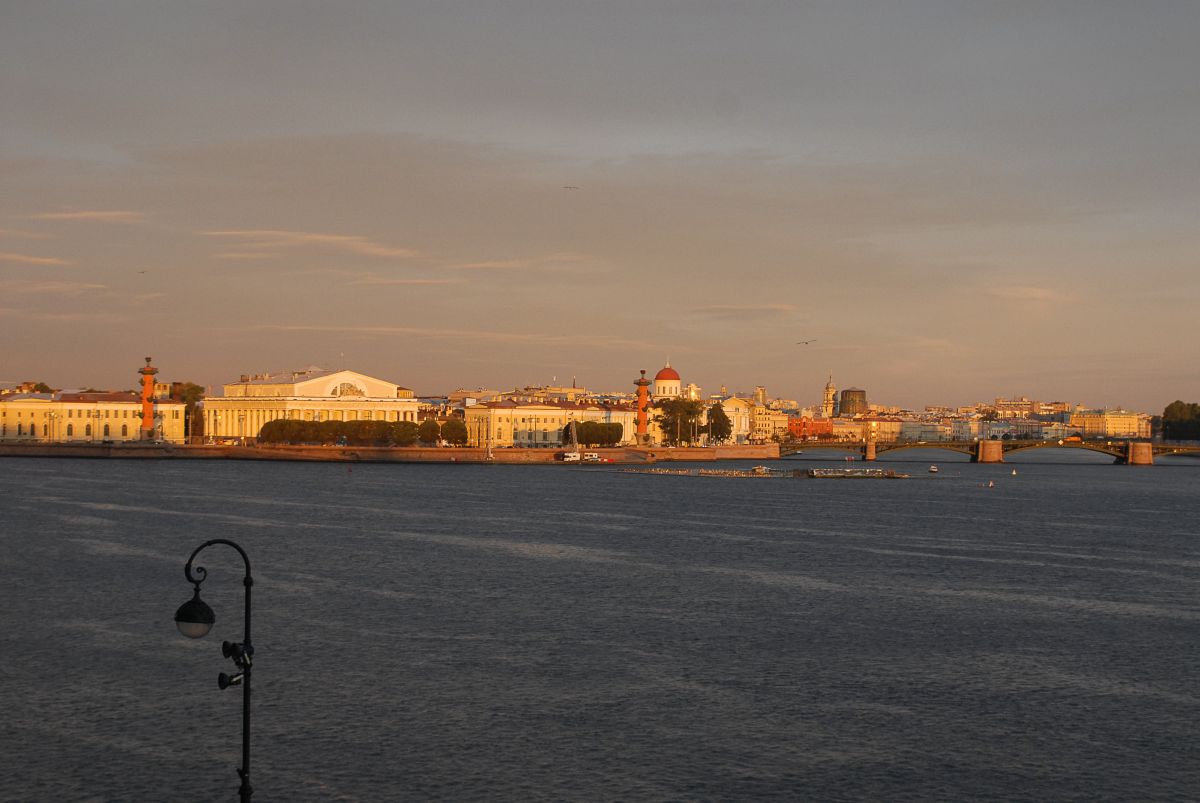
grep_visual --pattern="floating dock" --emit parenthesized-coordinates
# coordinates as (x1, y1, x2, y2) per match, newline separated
(804, 468, 910, 479)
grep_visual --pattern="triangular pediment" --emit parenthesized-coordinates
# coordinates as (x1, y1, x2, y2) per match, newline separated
(293, 370, 400, 399)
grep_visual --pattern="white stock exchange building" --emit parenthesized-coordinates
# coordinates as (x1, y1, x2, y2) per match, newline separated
(201, 368, 422, 442)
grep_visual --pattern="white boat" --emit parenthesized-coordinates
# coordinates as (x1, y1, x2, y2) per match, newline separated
(1011, 468, 1017, 476)
(928, 465, 939, 473)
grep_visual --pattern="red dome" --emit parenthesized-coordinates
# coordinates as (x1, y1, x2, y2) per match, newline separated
(654, 365, 680, 381)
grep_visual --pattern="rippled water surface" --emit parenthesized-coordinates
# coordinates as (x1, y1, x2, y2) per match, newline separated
(1, 454, 1198, 801)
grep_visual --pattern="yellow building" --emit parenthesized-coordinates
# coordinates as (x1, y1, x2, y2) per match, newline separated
(714, 397, 755, 444)
(1069, 409, 1152, 439)
(464, 400, 638, 448)
(203, 368, 422, 442)
(498, 384, 591, 403)
(862, 418, 904, 441)
(831, 418, 865, 441)
(0, 392, 185, 443)
(750, 405, 791, 442)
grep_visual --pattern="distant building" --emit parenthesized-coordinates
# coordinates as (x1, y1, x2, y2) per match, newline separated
(499, 383, 590, 403)
(715, 397, 755, 444)
(202, 368, 421, 441)
(863, 418, 903, 441)
(788, 416, 834, 440)
(448, 388, 501, 406)
(899, 421, 951, 442)
(1069, 409, 1152, 439)
(839, 388, 868, 417)
(992, 396, 1039, 418)
(751, 404, 790, 442)
(831, 418, 864, 441)
(652, 362, 682, 400)
(822, 375, 837, 418)
(0, 390, 184, 443)
(464, 399, 637, 447)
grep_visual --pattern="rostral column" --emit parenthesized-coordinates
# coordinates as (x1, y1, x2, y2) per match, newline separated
(139, 357, 158, 438)
(634, 369, 651, 445)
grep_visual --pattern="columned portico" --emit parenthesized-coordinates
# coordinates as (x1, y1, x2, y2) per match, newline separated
(202, 368, 422, 441)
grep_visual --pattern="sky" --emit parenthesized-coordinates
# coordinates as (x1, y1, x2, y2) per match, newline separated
(2, 1, 1198, 411)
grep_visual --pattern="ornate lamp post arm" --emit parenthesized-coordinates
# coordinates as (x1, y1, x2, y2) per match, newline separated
(178, 539, 255, 802)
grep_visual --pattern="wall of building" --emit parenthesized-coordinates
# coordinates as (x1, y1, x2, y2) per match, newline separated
(0, 396, 185, 443)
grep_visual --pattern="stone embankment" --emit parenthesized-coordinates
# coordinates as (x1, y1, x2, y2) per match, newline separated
(0, 443, 781, 464)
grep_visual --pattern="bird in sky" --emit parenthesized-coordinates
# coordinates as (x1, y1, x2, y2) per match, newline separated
(561, 185, 580, 190)
(796, 339, 817, 345)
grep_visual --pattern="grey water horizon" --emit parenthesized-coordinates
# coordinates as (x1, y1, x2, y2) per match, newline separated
(1, 452, 1197, 801)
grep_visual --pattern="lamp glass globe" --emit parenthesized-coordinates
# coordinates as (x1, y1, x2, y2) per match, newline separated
(174, 594, 215, 639)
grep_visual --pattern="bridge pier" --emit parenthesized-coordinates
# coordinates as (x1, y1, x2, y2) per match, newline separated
(1125, 442, 1154, 466)
(863, 440, 876, 461)
(974, 439, 1005, 463)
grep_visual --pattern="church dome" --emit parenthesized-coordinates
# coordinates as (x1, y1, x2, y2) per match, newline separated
(654, 364, 680, 381)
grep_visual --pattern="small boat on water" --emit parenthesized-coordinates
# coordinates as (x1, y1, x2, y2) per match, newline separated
(928, 465, 939, 474)
(1011, 468, 1017, 476)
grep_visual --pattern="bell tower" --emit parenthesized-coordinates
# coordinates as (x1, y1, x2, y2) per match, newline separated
(822, 373, 837, 419)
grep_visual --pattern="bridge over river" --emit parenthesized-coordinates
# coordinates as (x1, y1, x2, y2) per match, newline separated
(780, 439, 1200, 465)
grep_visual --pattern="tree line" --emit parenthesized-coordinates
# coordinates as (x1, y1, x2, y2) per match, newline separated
(559, 421, 624, 447)
(1162, 401, 1200, 440)
(257, 418, 468, 446)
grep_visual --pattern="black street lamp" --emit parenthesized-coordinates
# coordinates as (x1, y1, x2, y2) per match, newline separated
(174, 539, 255, 802)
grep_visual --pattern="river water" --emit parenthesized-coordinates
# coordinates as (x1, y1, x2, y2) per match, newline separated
(1, 452, 1197, 801)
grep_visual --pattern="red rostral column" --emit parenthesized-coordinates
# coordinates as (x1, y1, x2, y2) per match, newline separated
(139, 356, 158, 438)
(634, 369, 651, 444)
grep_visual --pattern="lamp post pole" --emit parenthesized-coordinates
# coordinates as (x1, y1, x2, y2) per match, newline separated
(174, 539, 255, 802)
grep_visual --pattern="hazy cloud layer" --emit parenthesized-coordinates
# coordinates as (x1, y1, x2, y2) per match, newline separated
(28, 210, 144, 222)
(0, 251, 72, 266)
(1, 2, 1198, 408)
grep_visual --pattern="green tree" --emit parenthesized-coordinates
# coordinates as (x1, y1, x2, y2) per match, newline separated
(979, 408, 1000, 422)
(1162, 400, 1200, 441)
(391, 420, 420, 446)
(441, 418, 468, 446)
(257, 418, 425, 446)
(706, 403, 733, 444)
(570, 420, 622, 446)
(653, 398, 706, 446)
(170, 382, 206, 437)
(418, 418, 441, 445)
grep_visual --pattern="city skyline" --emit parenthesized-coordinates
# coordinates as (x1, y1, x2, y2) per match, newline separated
(4, 3, 1199, 411)
(0, 357, 1161, 418)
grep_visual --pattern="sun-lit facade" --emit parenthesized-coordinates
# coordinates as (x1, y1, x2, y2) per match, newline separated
(202, 368, 422, 441)
(1069, 409, 1152, 439)
(464, 400, 637, 448)
(0, 392, 185, 443)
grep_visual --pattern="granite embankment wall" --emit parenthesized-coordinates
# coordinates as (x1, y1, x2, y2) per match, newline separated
(0, 443, 781, 463)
